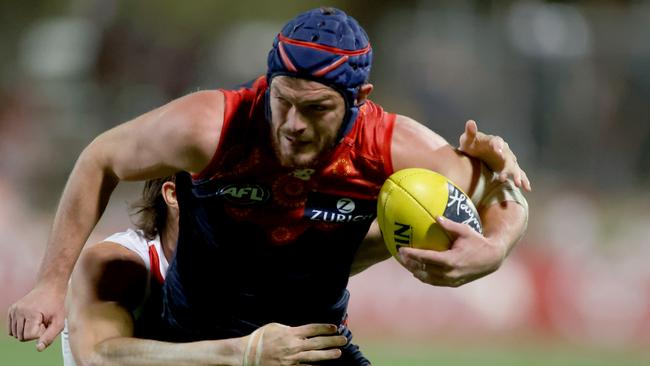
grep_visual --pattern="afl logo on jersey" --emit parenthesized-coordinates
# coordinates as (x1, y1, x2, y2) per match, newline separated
(219, 184, 270, 205)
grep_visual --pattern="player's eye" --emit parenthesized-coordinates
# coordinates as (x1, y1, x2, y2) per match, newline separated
(308, 104, 328, 112)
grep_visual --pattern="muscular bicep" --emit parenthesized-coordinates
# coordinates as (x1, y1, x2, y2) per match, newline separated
(66, 243, 149, 364)
(390, 114, 478, 195)
(88, 90, 225, 181)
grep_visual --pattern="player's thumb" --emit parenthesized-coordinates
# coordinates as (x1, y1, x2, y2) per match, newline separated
(36, 318, 63, 352)
(458, 120, 477, 150)
(465, 120, 478, 137)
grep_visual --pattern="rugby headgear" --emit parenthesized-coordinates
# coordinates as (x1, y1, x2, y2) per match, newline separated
(266, 7, 373, 142)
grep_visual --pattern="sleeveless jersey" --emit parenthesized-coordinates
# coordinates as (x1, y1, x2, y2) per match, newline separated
(162, 76, 395, 342)
(62, 230, 168, 366)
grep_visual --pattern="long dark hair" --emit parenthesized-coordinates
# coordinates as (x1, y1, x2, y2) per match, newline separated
(129, 176, 175, 240)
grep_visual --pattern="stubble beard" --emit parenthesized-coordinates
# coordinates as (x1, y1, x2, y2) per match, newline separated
(271, 134, 318, 169)
(270, 130, 337, 169)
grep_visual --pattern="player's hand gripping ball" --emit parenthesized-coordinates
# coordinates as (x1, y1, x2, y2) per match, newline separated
(377, 168, 483, 256)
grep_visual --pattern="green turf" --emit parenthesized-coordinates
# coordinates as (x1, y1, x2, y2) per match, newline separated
(3, 335, 650, 365)
(1, 336, 63, 365)
(362, 341, 650, 366)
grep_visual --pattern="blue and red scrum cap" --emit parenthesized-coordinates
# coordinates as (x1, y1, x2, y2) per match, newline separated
(266, 7, 373, 140)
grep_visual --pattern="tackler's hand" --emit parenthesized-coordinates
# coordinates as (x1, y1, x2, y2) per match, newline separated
(459, 120, 531, 192)
(8, 284, 65, 351)
(240, 322, 348, 366)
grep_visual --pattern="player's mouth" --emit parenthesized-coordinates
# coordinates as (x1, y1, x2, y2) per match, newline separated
(283, 135, 312, 147)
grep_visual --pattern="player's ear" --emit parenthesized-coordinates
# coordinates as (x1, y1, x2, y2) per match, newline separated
(356, 83, 373, 105)
(162, 182, 178, 209)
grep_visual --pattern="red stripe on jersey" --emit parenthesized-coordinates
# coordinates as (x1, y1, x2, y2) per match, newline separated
(148, 244, 165, 285)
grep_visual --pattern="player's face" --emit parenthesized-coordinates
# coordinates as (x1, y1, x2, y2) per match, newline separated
(269, 76, 345, 168)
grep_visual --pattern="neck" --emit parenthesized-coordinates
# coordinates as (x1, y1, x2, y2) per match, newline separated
(159, 217, 178, 262)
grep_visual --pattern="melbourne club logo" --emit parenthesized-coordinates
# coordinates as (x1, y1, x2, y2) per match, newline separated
(291, 168, 315, 181)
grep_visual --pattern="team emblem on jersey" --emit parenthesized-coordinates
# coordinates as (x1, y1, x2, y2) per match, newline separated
(304, 192, 375, 223)
(291, 168, 315, 181)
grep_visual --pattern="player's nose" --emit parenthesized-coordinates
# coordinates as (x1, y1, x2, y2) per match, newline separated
(285, 107, 308, 134)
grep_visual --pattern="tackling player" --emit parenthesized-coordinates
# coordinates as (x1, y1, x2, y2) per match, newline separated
(63, 177, 348, 366)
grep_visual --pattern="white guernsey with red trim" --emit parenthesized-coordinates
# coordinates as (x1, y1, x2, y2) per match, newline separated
(61, 229, 169, 366)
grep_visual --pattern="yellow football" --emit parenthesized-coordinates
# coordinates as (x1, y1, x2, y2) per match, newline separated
(377, 168, 483, 257)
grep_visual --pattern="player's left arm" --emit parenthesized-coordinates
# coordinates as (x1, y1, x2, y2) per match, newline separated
(351, 118, 528, 277)
(389, 114, 528, 287)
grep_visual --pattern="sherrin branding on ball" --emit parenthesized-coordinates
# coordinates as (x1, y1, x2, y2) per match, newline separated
(377, 168, 483, 257)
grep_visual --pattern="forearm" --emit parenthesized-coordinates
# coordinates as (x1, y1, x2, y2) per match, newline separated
(86, 338, 243, 366)
(37, 145, 119, 288)
(479, 200, 528, 259)
(350, 221, 391, 276)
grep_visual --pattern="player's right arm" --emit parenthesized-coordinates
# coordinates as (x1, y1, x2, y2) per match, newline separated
(8, 90, 225, 350)
(67, 244, 346, 366)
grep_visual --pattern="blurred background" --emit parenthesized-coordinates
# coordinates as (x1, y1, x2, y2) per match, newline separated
(1, 0, 649, 365)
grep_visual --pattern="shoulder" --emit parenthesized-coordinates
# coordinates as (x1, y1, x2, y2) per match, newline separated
(103, 229, 150, 263)
(390, 114, 471, 173)
(73, 241, 149, 309)
(167, 90, 225, 142)
(153, 90, 226, 173)
(77, 241, 147, 282)
(392, 114, 449, 150)
(390, 114, 476, 192)
(391, 114, 452, 170)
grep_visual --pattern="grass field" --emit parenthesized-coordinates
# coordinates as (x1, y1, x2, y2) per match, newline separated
(3, 335, 650, 366)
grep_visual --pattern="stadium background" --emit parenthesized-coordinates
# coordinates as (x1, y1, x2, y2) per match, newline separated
(1, 0, 649, 364)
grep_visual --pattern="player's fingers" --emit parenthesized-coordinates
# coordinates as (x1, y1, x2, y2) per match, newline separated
(522, 171, 532, 191)
(8, 308, 13, 336)
(293, 323, 338, 338)
(11, 311, 19, 339)
(465, 120, 477, 140)
(458, 120, 478, 151)
(489, 136, 505, 156)
(16, 316, 26, 341)
(413, 268, 467, 287)
(404, 259, 449, 279)
(399, 247, 452, 269)
(297, 349, 343, 363)
(37, 317, 64, 351)
(512, 169, 522, 187)
(400, 250, 439, 272)
(301, 335, 348, 351)
(23, 317, 45, 341)
(435, 216, 476, 240)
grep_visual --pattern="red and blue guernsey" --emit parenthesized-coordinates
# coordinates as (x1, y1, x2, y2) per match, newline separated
(163, 74, 394, 334)
(160, 8, 391, 365)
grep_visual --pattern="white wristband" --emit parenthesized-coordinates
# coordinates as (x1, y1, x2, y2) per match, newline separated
(253, 328, 265, 366)
(242, 328, 262, 366)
